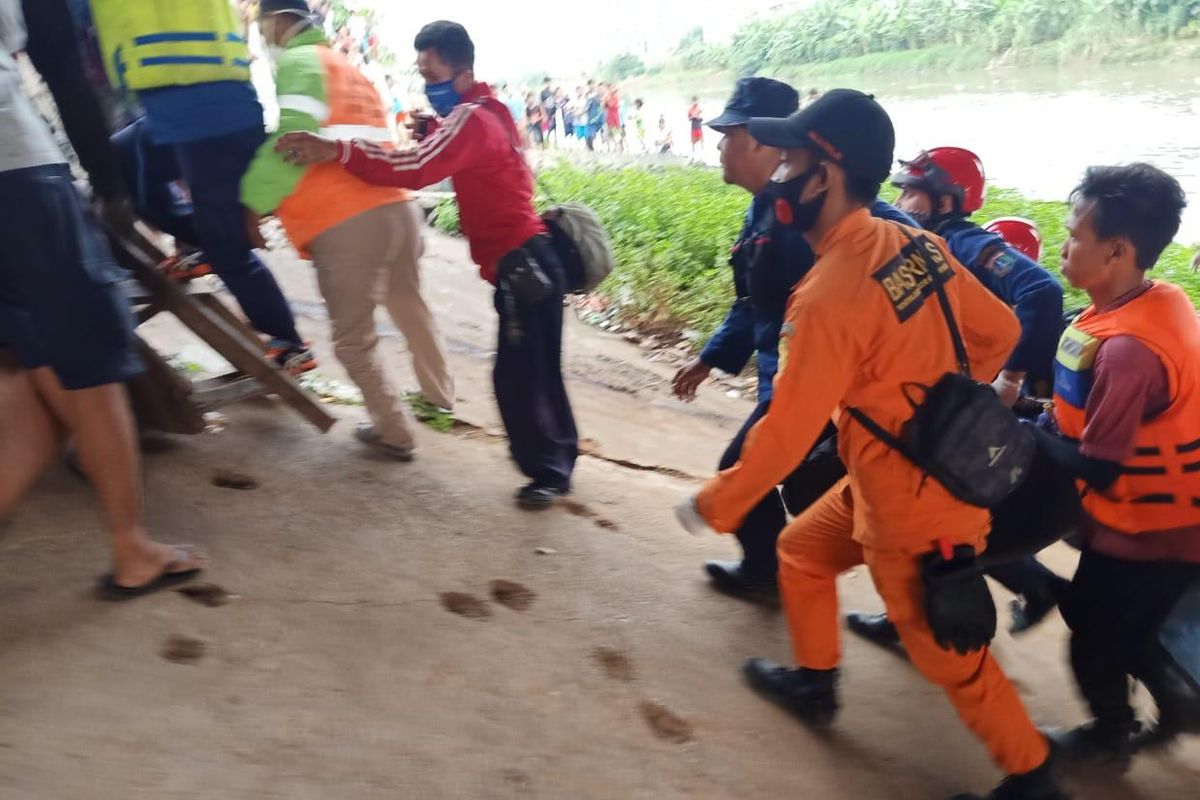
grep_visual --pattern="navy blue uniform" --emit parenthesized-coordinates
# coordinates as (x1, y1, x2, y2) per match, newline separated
(937, 218, 1068, 610)
(938, 219, 1064, 391)
(701, 198, 916, 577)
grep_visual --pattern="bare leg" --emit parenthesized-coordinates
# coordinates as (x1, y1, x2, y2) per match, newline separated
(0, 356, 63, 515)
(28, 367, 205, 586)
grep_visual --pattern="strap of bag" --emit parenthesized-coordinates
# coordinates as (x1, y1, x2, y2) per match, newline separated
(846, 224, 972, 448)
(891, 224, 971, 377)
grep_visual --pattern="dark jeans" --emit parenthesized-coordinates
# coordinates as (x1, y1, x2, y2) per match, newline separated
(173, 127, 300, 345)
(1061, 549, 1200, 726)
(111, 118, 199, 246)
(988, 557, 1069, 600)
(493, 235, 578, 491)
(727, 407, 846, 578)
(721, 402, 787, 578)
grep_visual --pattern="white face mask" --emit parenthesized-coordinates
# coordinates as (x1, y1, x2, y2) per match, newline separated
(261, 13, 311, 73)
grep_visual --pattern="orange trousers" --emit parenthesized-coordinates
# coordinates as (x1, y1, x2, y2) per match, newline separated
(777, 478, 1049, 776)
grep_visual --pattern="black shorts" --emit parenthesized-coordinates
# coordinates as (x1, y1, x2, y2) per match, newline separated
(0, 164, 141, 389)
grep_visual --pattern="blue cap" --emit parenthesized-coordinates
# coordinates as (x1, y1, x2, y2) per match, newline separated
(707, 78, 800, 131)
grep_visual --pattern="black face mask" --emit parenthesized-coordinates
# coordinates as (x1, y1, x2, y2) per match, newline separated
(765, 164, 827, 234)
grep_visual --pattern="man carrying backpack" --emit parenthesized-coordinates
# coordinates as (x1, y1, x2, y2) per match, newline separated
(677, 91, 1066, 800)
(276, 20, 577, 508)
(672, 77, 916, 600)
(847, 147, 1071, 643)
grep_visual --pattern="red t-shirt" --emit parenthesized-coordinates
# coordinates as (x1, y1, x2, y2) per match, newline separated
(604, 95, 620, 128)
(1078, 282, 1200, 562)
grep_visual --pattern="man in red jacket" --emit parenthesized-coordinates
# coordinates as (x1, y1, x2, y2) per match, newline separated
(277, 20, 577, 509)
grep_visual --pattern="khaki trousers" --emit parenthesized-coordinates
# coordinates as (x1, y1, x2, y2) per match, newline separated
(310, 201, 453, 448)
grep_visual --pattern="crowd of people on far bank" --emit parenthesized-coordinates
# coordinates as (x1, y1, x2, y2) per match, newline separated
(499, 78, 826, 158)
(2, 3, 1200, 800)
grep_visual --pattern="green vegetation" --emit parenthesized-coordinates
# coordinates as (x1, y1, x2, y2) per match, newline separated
(431, 164, 1200, 343)
(598, 52, 649, 83)
(674, 0, 1200, 76)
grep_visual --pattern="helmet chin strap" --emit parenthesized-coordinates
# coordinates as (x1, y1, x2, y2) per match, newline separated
(924, 192, 965, 234)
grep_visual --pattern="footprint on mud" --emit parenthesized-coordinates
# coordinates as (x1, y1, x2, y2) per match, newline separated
(592, 646, 636, 683)
(161, 635, 207, 664)
(440, 592, 492, 620)
(177, 583, 232, 608)
(490, 580, 537, 612)
(562, 500, 621, 532)
(639, 701, 693, 744)
(211, 469, 258, 490)
(501, 769, 532, 789)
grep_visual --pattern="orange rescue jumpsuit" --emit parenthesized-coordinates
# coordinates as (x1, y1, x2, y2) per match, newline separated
(697, 208, 1048, 776)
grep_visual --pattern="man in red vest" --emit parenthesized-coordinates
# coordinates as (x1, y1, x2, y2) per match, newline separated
(1040, 163, 1200, 769)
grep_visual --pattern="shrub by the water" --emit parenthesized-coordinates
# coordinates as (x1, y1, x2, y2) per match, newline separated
(432, 163, 1200, 342)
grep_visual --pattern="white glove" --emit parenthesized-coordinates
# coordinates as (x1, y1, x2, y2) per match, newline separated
(991, 373, 1022, 408)
(674, 495, 716, 537)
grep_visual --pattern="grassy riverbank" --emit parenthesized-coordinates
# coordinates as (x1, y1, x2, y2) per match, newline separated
(431, 163, 1200, 342)
(627, 36, 1200, 92)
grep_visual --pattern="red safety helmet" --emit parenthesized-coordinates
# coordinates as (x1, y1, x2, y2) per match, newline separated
(984, 217, 1043, 262)
(891, 147, 987, 215)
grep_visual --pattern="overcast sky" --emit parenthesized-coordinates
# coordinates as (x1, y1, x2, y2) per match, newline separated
(375, 0, 794, 80)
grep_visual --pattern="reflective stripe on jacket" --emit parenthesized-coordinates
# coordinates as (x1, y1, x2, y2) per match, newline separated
(90, 0, 251, 90)
(241, 28, 405, 255)
(1053, 281, 1200, 534)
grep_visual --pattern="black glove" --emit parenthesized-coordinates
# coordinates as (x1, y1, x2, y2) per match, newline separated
(921, 543, 996, 655)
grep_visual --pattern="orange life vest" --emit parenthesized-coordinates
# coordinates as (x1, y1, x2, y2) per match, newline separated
(276, 46, 405, 254)
(1052, 282, 1200, 534)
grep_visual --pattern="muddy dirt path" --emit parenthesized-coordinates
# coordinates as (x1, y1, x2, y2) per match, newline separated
(0, 231, 1196, 799)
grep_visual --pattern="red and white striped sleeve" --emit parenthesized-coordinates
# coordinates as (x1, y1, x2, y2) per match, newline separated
(335, 105, 481, 189)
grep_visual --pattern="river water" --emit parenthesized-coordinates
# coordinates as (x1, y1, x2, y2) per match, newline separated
(636, 61, 1200, 243)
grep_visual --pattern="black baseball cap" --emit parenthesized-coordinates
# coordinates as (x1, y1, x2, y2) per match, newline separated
(259, 0, 314, 16)
(747, 89, 895, 183)
(707, 78, 800, 131)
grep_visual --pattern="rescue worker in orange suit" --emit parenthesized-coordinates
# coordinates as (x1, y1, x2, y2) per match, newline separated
(676, 91, 1067, 800)
(671, 76, 916, 600)
(1034, 163, 1200, 768)
(848, 149, 1071, 645)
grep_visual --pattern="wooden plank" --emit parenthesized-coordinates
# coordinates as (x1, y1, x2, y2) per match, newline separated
(125, 336, 206, 435)
(111, 227, 336, 433)
(191, 374, 267, 410)
(193, 292, 270, 347)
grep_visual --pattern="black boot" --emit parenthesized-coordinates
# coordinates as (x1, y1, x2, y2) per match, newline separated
(1008, 579, 1068, 635)
(742, 658, 838, 727)
(1045, 720, 1138, 772)
(704, 560, 777, 600)
(950, 758, 1070, 799)
(845, 611, 901, 645)
(1133, 656, 1200, 751)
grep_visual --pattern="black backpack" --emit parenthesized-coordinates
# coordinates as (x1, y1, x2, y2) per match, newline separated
(847, 229, 1035, 508)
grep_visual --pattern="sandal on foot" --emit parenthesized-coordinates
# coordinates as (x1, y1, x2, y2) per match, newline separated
(96, 546, 204, 601)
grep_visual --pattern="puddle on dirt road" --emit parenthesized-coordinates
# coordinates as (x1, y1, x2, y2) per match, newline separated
(639, 701, 693, 744)
(161, 635, 207, 664)
(440, 592, 492, 620)
(490, 580, 536, 612)
(211, 469, 258, 490)
(177, 583, 233, 608)
(592, 647, 636, 683)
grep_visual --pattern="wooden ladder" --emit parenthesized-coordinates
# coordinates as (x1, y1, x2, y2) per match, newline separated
(111, 227, 336, 435)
